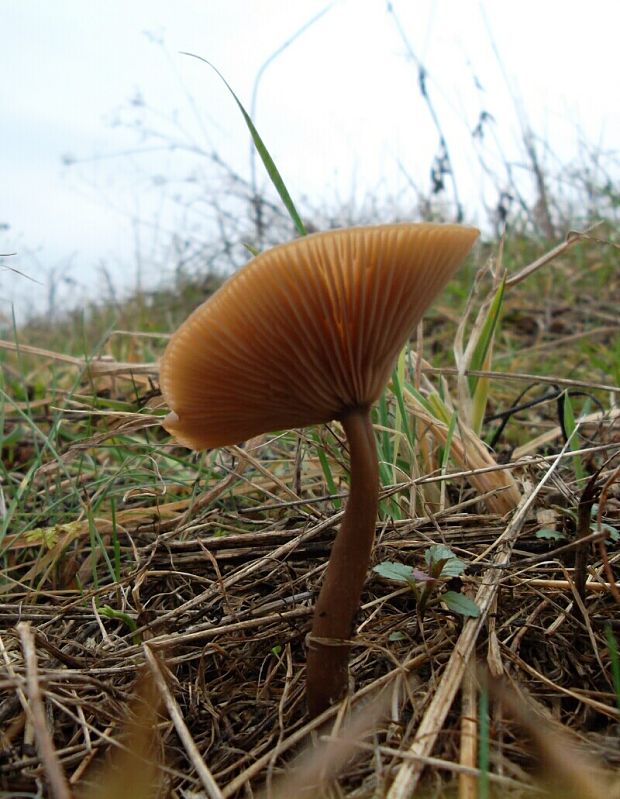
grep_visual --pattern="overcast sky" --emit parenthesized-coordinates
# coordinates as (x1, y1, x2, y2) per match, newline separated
(3, 0, 619, 321)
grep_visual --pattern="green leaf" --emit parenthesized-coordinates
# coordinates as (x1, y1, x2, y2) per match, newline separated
(441, 591, 480, 617)
(388, 631, 406, 641)
(373, 561, 416, 583)
(536, 528, 567, 541)
(181, 53, 306, 237)
(425, 544, 456, 564)
(424, 544, 466, 577)
(602, 523, 620, 543)
(439, 557, 467, 578)
(373, 561, 433, 584)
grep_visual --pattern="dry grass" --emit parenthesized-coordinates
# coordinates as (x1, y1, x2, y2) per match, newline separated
(0, 231, 619, 797)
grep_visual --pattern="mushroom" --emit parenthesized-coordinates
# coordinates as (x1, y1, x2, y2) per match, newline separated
(159, 223, 479, 716)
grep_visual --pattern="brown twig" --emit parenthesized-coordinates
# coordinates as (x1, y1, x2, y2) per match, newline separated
(144, 645, 224, 799)
(16, 622, 72, 799)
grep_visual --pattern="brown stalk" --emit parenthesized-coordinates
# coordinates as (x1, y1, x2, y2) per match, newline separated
(305, 407, 379, 717)
(16, 622, 72, 799)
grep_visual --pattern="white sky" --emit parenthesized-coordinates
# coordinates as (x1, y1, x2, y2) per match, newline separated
(2, 0, 619, 321)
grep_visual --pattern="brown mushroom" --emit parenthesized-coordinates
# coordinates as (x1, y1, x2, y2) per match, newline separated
(160, 223, 479, 716)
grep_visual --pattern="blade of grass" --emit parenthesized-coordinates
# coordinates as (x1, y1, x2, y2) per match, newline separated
(87, 506, 99, 590)
(605, 625, 620, 715)
(111, 498, 121, 582)
(562, 393, 591, 483)
(180, 53, 306, 237)
(86, 503, 118, 587)
(469, 279, 505, 434)
(439, 411, 457, 511)
(310, 430, 340, 510)
(468, 278, 505, 392)
(374, 397, 402, 520)
(243, 242, 261, 257)
(391, 350, 413, 448)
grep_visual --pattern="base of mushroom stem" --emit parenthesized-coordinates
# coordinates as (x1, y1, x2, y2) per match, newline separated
(305, 634, 352, 717)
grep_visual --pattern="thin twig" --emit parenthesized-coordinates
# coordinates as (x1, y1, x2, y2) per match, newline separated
(16, 622, 72, 799)
(144, 645, 225, 799)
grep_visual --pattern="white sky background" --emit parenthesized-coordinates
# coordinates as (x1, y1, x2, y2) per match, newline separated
(2, 0, 619, 322)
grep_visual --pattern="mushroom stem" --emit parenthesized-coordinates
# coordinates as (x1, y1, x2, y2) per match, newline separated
(306, 407, 379, 717)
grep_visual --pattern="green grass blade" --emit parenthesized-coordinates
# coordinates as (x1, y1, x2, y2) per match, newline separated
(181, 53, 306, 237)
(111, 498, 121, 581)
(87, 503, 117, 587)
(404, 383, 436, 416)
(87, 507, 100, 590)
(471, 365, 492, 436)
(377, 393, 392, 464)
(440, 411, 457, 510)
(562, 392, 590, 483)
(391, 351, 413, 448)
(425, 391, 453, 427)
(372, 402, 402, 520)
(310, 430, 341, 510)
(605, 625, 620, 715)
(468, 278, 505, 397)
(243, 242, 261, 257)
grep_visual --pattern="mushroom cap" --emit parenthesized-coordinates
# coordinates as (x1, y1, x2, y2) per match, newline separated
(160, 223, 479, 449)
